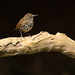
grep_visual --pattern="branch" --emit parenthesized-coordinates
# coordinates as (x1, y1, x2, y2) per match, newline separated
(0, 31, 75, 58)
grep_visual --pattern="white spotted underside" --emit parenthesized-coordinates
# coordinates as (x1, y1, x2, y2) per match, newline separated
(19, 22, 33, 33)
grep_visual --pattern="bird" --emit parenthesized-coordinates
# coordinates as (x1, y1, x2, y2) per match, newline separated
(15, 13, 37, 37)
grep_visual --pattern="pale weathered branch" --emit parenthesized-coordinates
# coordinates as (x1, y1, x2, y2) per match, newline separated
(0, 31, 75, 58)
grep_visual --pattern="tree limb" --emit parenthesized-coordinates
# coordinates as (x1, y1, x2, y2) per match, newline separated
(0, 31, 75, 58)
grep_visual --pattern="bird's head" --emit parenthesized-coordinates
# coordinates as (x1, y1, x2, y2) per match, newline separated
(23, 13, 38, 20)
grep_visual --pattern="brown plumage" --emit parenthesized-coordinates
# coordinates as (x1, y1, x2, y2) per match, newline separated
(15, 13, 37, 37)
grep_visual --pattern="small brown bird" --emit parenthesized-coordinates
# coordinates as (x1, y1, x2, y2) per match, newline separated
(15, 13, 37, 37)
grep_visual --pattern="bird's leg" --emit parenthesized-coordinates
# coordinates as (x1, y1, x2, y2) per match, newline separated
(28, 33, 31, 36)
(20, 32, 23, 37)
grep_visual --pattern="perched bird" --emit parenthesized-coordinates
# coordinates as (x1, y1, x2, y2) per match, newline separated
(15, 13, 37, 37)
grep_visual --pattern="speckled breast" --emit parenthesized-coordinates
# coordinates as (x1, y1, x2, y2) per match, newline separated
(19, 22, 34, 33)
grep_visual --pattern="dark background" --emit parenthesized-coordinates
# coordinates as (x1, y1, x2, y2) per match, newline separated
(0, 0, 75, 75)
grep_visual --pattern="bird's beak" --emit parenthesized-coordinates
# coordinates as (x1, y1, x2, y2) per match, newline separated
(33, 15, 38, 17)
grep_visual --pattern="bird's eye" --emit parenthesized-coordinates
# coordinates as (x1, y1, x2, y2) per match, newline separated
(29, 16, 32, 18)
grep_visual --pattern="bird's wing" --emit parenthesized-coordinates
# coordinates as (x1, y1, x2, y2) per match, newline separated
(15, 18, 24, 30)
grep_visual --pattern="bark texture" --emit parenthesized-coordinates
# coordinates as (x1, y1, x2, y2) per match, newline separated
(0, 31, 75, 58)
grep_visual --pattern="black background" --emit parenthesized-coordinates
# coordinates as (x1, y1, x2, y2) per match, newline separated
(0, 0, 75, 75)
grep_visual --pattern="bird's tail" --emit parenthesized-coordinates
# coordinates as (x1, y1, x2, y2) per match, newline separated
(11, 28, 18, 33)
